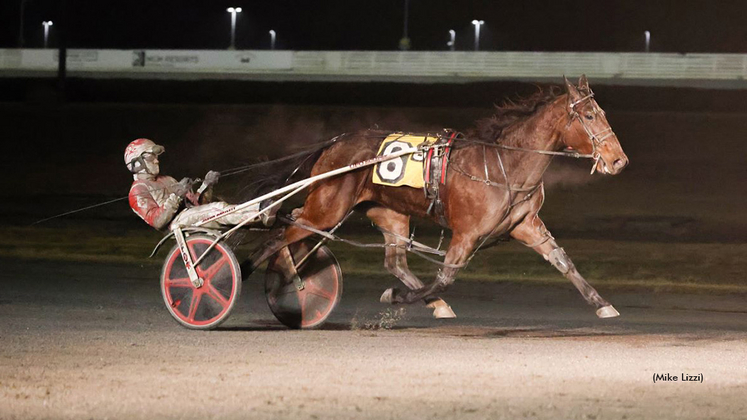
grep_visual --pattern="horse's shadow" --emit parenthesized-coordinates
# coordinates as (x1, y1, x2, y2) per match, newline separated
(215, 318, 625, 337)
(443, 326, 625, 339)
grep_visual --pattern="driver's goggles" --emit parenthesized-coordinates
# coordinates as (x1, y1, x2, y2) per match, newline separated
(141, 145, 165, 161)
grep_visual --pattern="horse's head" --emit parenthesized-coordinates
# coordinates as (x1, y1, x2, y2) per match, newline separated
(562, 75, 629, 175)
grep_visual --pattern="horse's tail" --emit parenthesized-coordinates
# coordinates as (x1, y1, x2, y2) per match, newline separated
(226, 134, 345, 204)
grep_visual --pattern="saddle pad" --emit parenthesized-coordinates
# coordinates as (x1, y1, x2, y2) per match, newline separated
(372, 133, 438, 188)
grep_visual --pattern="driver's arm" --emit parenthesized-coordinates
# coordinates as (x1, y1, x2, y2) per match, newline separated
(129, 184, 182, 230)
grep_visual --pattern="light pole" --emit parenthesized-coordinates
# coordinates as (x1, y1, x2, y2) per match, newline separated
(399, 0, 410, 50)
(42, 21, 53, 48)
(19, 0, 29, 47)
(269, 30, 276, 50)
(447, 29, 455, 51)
(644, 30, 651, 53)
(226, 7, 242, 50)
(471, 20, 484, 51)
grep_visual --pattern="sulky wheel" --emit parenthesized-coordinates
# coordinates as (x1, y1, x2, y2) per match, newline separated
(160, 234, 241, 330)
(265, 241, 343, 329)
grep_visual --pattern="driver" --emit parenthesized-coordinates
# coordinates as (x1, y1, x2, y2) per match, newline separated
(125, 138, 276, 231)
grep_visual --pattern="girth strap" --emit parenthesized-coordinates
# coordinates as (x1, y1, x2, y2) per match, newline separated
(423, 130, 456, 227)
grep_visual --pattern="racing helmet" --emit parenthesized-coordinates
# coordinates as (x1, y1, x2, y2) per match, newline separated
(124, 138, 164, 174)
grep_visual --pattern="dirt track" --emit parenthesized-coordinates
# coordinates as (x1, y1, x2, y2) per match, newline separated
(1, 258, 746, 419)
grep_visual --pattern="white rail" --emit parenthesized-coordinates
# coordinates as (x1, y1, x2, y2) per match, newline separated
(3, 49, 747, 88)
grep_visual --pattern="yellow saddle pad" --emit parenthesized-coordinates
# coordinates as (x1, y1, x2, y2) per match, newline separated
(372, 133, 438, 188)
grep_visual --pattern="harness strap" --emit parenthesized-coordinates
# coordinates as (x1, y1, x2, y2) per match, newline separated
(450, 163, 539, 192)
(440, 134, 455, 184)
(508, 183, 543, 208)
(422, 131, 456, 228)
(519, 228, 554, 248)
(282, 217, 466, 269)
(569, 92, 595, 109)
(373, 224, 446, 256)
(423, 147, 435, 183)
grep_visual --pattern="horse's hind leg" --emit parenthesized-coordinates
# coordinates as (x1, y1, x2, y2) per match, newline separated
(244, 174, 361, 275)
(365, 206, 456, 319)
(382, 231, 479, 305)
(510, 215, 619, 318)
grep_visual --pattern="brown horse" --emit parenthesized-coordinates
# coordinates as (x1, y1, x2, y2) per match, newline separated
(250, 75, 629, 319)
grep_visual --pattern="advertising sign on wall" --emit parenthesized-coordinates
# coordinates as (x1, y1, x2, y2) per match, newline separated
(132, 50, 292, 71)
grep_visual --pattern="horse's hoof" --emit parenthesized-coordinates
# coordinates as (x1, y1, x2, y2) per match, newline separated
(596, 305, 620, 318)
(380, 288, 394, 304)
(426, 298, 456, 319)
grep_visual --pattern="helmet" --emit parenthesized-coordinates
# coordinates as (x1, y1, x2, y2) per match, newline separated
(124, 138, 164, 174)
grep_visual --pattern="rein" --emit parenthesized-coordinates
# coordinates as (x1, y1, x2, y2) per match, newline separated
(31, 139, 342, 225)
(495, 144, 593, 159)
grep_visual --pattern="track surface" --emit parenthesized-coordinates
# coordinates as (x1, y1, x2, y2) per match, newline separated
(1, 258, 746, 419)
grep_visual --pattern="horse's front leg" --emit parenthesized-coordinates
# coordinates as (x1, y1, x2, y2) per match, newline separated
(381, 232, 477, 305)
(510, 215, 620, 318)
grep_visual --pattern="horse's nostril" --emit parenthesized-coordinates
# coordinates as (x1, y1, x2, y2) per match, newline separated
(613, 158, 625, 169)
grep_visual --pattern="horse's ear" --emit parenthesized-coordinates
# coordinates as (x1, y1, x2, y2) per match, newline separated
(564, 75, 581, 102)
(578, 74, 589, 91)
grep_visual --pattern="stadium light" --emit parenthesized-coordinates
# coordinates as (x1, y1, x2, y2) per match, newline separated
(644, 30, 651, 53)
(471, 20, 484, 51)
(42, 21, 53, 49)
(447, 29, 455, 51)
(269, 30, 276, 50)
(226, 7, 242, 50)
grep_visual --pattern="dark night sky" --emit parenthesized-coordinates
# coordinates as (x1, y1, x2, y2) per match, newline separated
(1, 0, 747, 53)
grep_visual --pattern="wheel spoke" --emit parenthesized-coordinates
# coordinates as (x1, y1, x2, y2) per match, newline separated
(166, 277, 193, 289)
(186, 242, 198, 262)
(206, 284, 230, 307)
(298, 290, 307, 316)
(187, 291, 202, 322)
(278, 282, 298, 296)
(268, 276, 298, 296)
(304, 281, 335, 301)
(199, 257, 228, 281)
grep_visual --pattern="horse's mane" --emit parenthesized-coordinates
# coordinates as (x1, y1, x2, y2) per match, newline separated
(470, 85, 562, 143)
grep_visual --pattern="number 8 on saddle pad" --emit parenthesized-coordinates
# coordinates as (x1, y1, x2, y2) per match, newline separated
(372, 133, 438, 188)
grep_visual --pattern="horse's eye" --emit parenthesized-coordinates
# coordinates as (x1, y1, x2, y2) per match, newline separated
(585, 114, 594, 121)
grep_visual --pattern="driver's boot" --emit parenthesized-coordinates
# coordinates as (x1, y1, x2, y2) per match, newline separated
(260, 199, 279, 227)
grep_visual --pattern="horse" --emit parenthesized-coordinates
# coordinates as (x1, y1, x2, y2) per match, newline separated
(248, 75, 629, 319)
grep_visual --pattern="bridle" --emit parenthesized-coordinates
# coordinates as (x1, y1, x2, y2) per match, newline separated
(494, 91, 617, 174)
(567, 91, 617, 174)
